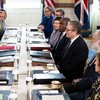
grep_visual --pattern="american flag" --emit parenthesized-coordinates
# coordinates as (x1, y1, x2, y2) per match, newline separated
(0, 0, 3, 8)
(45, 0, 56, 13)
(74, 0, 90, 29)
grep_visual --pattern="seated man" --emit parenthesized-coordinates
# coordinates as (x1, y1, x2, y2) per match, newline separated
(55, 9, 65, 18)
(65, 30, 100, 100)
(51, 18, 70, 63)
(57, 21, 89, 82)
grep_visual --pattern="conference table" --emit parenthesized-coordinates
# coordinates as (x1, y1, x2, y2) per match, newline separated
(0, 26, 70, 100)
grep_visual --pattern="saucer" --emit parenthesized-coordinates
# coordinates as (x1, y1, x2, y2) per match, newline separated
(4, 35, 9, 39)
(49, 84, 62, 89)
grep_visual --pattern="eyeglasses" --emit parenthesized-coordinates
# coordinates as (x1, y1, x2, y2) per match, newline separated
(66, 28, 74, 32)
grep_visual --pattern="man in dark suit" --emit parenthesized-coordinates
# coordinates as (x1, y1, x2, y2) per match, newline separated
(57, 21, 89, 82)
(65, 30, 100, 100)
(55, 9, 65, 18)
(51, 18, 70, 63)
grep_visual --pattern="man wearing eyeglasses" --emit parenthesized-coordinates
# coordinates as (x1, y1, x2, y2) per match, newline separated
(38, 6, 54, 39)
(57, 21, 89, 82)
(65, 29, 100, 100)
(55, 9, 65, 18)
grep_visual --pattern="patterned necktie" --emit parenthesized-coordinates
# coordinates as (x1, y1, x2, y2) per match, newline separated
(61, 40, 71, 60)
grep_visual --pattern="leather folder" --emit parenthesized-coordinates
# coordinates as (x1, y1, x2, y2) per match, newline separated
(7, 27, 18, 30)
(0, 56, 14, 66)
(30, 28, 38, 31)
(32, 57, 54, 66)
(31, 44, 51, 51)
(0, 58, 14, 67)
(30, 39, 48, 44)
(0, 50, 15, 57)
(0, 45, 15, 50)
(0, 62, 14, 67)
(32, 70, 60, 74)
(0, 90, 11, 100)
(30, 51, 52, 59)
(0, 71, 13, 85)
(31, 41, 41, 44)
(31, 89, 67, 100)
(33, 73, 66, 84)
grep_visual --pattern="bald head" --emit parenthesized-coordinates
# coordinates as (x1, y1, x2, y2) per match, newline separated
(92, 30, 100, 51)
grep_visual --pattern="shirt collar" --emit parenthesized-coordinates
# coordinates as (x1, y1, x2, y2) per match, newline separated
(70, 35, 80, 44)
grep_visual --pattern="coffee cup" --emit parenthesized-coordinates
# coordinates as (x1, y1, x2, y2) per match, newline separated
(8, 92, 17, 100)
(51, 80, 62, 88)
(26, 77, 32, 85)
(47, 63, 54, 69)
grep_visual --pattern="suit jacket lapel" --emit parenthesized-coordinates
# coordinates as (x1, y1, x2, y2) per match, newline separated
(61, 36, 81, 61)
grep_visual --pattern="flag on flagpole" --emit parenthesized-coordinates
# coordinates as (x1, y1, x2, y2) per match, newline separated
(45, 0, 56, 14)
(74, 0, 90, 30)
(0, 0, 4, 8)
(0, 0, 1, 8)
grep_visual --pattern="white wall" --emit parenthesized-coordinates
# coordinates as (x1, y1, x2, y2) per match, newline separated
(90, 0, 100, 33)
(5, 5, 43, 27)
(56, 8, 78, 21)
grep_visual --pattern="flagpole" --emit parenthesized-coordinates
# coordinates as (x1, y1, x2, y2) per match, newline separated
(1, 0, 3, 8)
(42, 0, 45, 19)
(98, 0, 100, 10)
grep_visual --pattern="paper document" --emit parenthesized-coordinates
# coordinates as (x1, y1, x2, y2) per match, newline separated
(42, 95, 64, 100)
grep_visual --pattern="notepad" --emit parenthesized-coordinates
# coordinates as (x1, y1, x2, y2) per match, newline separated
(2, 38, 17, 44)
(39, 90, 59, 94)
(42, 95, 64, 100)
(0, 56, 13, 61)
(30, 51, 51, 59)
(33, 73, 66, 84)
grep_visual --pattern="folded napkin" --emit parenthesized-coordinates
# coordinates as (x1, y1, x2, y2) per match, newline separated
(0, 45, 14, 50)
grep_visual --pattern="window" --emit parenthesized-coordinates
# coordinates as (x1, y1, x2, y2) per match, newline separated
(6, 0, 41, 8)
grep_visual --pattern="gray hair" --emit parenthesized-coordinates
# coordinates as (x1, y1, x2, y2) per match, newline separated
(56, 9, 65, 16)
(68, 21, 82, 34)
